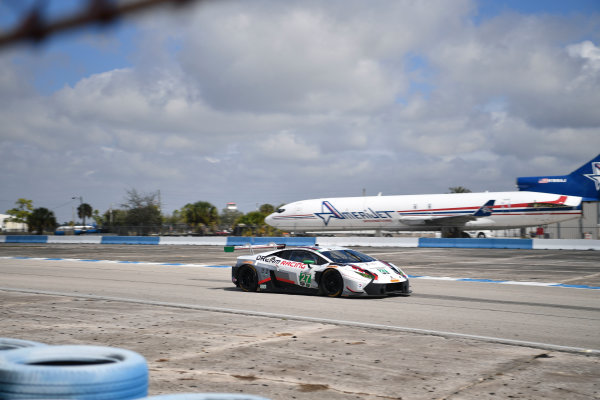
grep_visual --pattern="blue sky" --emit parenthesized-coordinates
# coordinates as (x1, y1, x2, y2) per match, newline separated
(477, 0, 599, 18)
(1, 0, 599, 222)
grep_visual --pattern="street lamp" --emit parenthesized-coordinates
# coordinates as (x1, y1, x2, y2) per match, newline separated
(72, 196, 83, 227)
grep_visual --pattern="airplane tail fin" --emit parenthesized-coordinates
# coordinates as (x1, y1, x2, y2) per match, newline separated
(473, 200, 495, 217)
(516, 154, 600, 201)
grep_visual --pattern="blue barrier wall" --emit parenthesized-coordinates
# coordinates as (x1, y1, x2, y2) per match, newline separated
(2, 235, 598, 250)
(226, 236, 317, 247)
(5, 235, 49, 243)
(419, 238, 533, 249)
(101, 236, 160, 245)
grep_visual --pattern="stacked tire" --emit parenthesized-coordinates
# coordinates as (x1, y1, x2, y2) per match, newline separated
(0, 343, 148, 400)
(0, 338, 270, 400)
(0, 338, 47, 351)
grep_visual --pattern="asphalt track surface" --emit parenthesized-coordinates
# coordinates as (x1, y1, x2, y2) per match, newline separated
(1, 244, 599, 399)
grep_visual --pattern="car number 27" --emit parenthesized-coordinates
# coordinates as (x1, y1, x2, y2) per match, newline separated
(299, 272, 312, 287)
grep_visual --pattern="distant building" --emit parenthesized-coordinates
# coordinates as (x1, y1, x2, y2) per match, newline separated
(544, 202, 600, 239)
(226, 202, 238, 211)
(0, 214, 28, 233)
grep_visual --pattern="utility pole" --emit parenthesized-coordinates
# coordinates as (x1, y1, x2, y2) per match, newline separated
(158, 190, 162, 214)
(72, 196, 83, 224)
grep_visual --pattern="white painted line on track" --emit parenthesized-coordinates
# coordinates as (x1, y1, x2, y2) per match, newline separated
(0, 287, 598, 356)
(0, 256, 226, 268)
(409, 274, 600, 290)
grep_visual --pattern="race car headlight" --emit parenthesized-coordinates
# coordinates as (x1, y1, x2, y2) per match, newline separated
(351, 265, 377, 280)
(382, 261, 407, 278)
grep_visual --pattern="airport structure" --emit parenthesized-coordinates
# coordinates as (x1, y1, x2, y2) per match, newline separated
(545, 201, 599, 239)
(0, 214, 27, 233)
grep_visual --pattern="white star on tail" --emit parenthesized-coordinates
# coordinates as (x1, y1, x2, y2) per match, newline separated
(584, 162, 600, 190)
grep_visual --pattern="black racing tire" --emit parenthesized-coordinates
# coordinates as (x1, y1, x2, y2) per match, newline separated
(0, 345, 148, 399)
(0, 338, 46, 352)
(237, 265, 259, 292)
(477, 232, 486, 238)
(319, 269, 344, 297)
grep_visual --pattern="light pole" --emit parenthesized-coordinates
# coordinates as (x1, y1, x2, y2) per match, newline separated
(72, 196, 83, 226)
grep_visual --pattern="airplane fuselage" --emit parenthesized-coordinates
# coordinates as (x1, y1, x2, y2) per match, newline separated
(266, 191, 582, 232)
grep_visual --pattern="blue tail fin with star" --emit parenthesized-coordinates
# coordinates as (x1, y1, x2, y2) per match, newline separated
(516, 154, 600, 201)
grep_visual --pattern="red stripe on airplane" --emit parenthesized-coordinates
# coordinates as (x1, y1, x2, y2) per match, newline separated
(399, 198, 571, 214)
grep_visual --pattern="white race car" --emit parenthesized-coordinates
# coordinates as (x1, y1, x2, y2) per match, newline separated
(230, 245, 410, 297)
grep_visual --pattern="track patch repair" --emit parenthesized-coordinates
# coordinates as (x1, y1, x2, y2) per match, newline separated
(408, 274, 600, 290)
(2, 256, 599, 290)
(0, 256, 229, 269)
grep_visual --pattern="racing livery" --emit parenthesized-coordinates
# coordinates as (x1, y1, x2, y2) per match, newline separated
(231, 245, 410, 297)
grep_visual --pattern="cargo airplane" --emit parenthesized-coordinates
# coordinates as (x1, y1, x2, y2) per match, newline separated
(265, 154, 600, 237)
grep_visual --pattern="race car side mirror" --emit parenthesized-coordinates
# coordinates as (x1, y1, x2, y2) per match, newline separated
(303, 260, 315, 267)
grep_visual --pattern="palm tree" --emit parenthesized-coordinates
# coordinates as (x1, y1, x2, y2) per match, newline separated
(449, 186, 472, 193)
(259, 204, 275, 215)
(27, 208, 57, 234)
(182, 201, 219, 234)
(77, 203, 93, 226)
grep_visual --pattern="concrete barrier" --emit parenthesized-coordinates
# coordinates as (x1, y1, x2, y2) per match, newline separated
(316, 236, 419, 248)
(4, 235, 48, 244)
(1, 235, 599, 250)
(533, 239, 600, 250)
(226, 236, 316, 247)
(47, 235, 102, 244)
(101, 236, 160, 245)
(419, 238, 533, 249)
(159, 237, 228, 246)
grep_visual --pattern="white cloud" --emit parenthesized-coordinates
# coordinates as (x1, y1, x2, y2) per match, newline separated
(1, 0, 599, 220)
(259, 131, 320, 161)
(175, 0, 474, 114)
(426, 14, 600, 129)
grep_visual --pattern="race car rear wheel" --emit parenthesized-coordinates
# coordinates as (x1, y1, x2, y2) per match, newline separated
(320, 269, 343, 297)
(237, 265, 258, 292)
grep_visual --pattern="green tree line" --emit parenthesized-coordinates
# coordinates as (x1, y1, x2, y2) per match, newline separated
(4, 190, 282, 236)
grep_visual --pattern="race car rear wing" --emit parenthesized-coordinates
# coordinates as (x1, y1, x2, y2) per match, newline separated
(224, 243, 286, 254)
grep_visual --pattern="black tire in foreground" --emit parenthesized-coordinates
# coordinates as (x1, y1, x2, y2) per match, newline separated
(237, 265, 259, 292)
(319, 268, 344, 297)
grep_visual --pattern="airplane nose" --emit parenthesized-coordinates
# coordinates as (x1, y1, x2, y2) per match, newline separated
(265, 212, 276, 227)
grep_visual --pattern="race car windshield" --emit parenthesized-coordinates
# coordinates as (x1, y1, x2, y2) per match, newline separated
(321, 249, 376, 264)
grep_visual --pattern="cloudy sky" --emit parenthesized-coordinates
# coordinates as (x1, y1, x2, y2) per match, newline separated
(1, 0, 599, 223)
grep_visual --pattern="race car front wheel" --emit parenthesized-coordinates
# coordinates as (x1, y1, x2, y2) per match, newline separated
(320, 269, 343, 297)
(237, 265, 258, 292)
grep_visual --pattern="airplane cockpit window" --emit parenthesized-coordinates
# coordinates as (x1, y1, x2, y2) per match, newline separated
(528, 202, 564, 208)
(277, 208, 286, 213)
